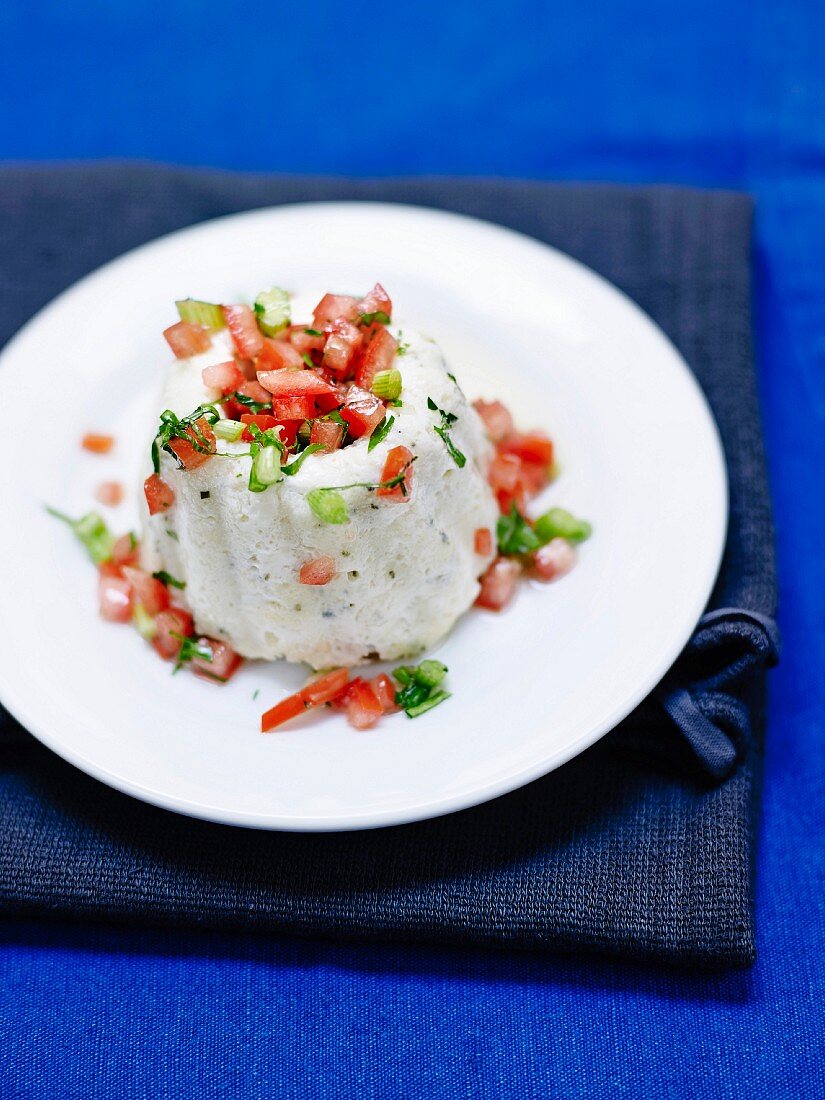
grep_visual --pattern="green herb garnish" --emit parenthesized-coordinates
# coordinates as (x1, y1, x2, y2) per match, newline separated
(228, 391, 271, 414)
(281, 443, 324, 476)
(427, 397, 466, 468)
(360, 310, 391, 325)
(367, 414, 395, 452)
(152, 570, 186, 590)
(496, 505, 542, 557)
(392, 660, 450, 718)
(46, 507, 115, 564)
(151, 404, 220, 473)
(170, 632, 213, 673)
(304, 328, 322, 337)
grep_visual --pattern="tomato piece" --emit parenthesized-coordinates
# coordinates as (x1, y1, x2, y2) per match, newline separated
(190, 638, 243, 682)
(499, 432, 554, 470)
(298, 556, 337, 585)
(240, 413, 280, 441)
(269, 395, 317, 421)
(81, 433, 115, 454)
(201, 360, 245, 395)
(309, 418, 344, 453)
(257, 369, 337, 397)
(144, 473, 175, 515)
(235, 379, 273, 406)
(166, 417, 216, 470)
(345, 679, 383, 730)
(354, 325, 397, 391)
(473, 399, 514, 444)
(153, 608, 194, 660)
(302, 667, 349, 707)
(260, 691, 307, 732)
(474, 527, 493, 556)
(312, 293, 360, 329)
(370, 673, 400, 713)
(357, 282, 392, 320)
(322, 320, 364, 376)
(376, 445, 414, 501)
(111, 532, 140, 567)
(164, 321, 211, 359)
(95, 481, 124, 507)
(533, 538, 577, 581)
(289, 326, 326, 354)
(475, 556, 522, 611)
(488, 452, 527, 514)
(223, 304, 263, 358)
(339, 386, 385, 438)
(122, 566, 170, 616)
(99, 573, 133, 623)
(257, 337, 305, 372)
(99, 560, 124, 580)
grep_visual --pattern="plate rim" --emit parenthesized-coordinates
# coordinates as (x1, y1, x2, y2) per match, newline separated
(0, 200, 728, 831)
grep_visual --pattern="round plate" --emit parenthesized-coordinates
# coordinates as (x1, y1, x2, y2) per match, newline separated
(0, 203, 726, 831)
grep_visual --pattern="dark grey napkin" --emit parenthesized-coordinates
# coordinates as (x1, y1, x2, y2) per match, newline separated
(0, 164, 777, 966)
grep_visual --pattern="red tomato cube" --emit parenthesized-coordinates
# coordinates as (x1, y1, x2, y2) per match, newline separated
(298, 556, 337, 585)
(302, 667, 350, 707)
(190, 638, 243, 682)
(144, 473, 175, 515)
(533, 538, 577, 581)
(235, 379, 273, 405)
(475, 556, 522, 611)
(122, 566, 171, 616)
(257, 338, 305, 372)
(223, 304, 263, 358)
(376, 445, 414, 501)
(95, 481, 124, 507)
(340, 386, 385, 438)
(289, 326, 326, 354)
(270, 395, 317, 421)
(152, 608, 195, 660)
(164, 321, 211, 359)
(312, 293, 360, 329)
(356, 282, 392, 320)
(345, 680, 384, 730)
(99, 573, 133, 623)
(473, 399, 514, 444)
(81, 433, 115, 454)
(166, 418, 216, 470)
(354, 325, 397, 391)
(309, 419, 344, 453)
(260, 691, 308, 733)
(111, 532, 140, 567)
(488, 452, 527, 514)
(474, 527, 493, 556)
(201, 360, 245, 395)
(498, 432, 554, 470)
(257, 369, 337, 397)
(322, 320, 364, 376)
(370, 673, 400, 713)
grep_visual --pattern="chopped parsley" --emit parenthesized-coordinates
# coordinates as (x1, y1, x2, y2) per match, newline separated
(170, 632, 213, 673)
(496, 505, 542, 557)
(427, 397, 466, 468)
(367, 414, 395, 452)
(228, 390, 271, 414)
(152, 570, 186, 590)
(151, 404, 220, 473)
(359, 309, 391, 325)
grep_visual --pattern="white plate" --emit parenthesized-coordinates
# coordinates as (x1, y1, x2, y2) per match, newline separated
(0, 203, 726, 831)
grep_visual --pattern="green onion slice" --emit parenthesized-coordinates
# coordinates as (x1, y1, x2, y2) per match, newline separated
(371, 368, 402, 401)
(214, 419, 245, 442)
(46, 507, 115, 564)
(405, 690, 451, 718)
(175, 299, 225, 330)
(533, 507, 593, 545)
(248, 444, 282, 492)
(306, 488, 349, 525)
(253, 287, 291, 336)
(133, 602, 157, 640)
(497, 505, 542, 557)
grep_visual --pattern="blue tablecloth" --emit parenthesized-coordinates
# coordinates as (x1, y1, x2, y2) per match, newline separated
(1, 1, 824, 1096)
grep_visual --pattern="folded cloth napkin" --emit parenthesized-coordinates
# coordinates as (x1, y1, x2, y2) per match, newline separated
(0, 164, 778, 966)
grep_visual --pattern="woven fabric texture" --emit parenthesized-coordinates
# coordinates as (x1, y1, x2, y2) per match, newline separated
(0, 165, 776, 966)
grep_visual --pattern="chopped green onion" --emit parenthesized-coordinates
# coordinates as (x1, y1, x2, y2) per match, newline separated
(360, 310, 391, 325)
(152, 570, 186, 590)
(415, 660, 448, 688)
(253, 287, 291, 336)
(282, 443, 324, 476)
(133, 602, 156, 640)
(393, 666, 415, 686)
(175, 298, 225, 330)
(368, 414, 395, 452)
(46, 507, 115, 564)
(371, 368, 402, 401)
(307, 488, 349, 525)
(248, 444, 282, 492)
(214, 418, 245, 442)
(405, 690, 451, 718)
(533, 507, 593, 545)
(497, 505, 542, 556)
(301, 353, 314, 368)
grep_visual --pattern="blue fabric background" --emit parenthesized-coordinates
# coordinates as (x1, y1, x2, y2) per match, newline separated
(1, 1, 824, 1096)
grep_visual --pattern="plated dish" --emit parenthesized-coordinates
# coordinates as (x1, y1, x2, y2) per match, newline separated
(0, 203, 727, 829)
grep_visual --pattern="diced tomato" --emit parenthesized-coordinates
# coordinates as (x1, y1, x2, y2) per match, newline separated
(312, 293, 360, 329)
(302, 667, 349, 707)
(370, 673, 400, 713)
(309, 418, 344, 453)
(166, 417, 216, 470)
(99, 559, 124, 580)
(99, 573, 133, 623)
(298, 556, 336, 585)
(144, 473, 175, 515)
(152, 608, 194, 660)
(164, 321, 211, 359)
(499, 432, 554, 470)
(339, 386, 386, 438)
(223, 304, 264, 358)
(488, 452, 527, 514)
(190, 638, 243, 682)
(533, 538, 577, 582)
(288, 326, 326, 354)
(122, 566, 170, 616)
(376, 445, 414, 501)
(257, 338, 305, 372)
(236, 378, 273, 405)
(345, 679, 384, 730)
(240, 412, 280, 441)
(111, 532, 140, 567)
(356, 282, 392, 320)
(95, 481, 124, 507)
(267, 395, 315, 421)
(201, 360, 245, 395)
(473, 399, 514, 444)
(257, 369, 337, 398)
(261, 692, 308, 733)
(81, 433, 115, 454)
(354, 325, 397, 391)
(322, 320, 364, 376)
(474, 527, 493, 556)
(476, 556, 522, 611)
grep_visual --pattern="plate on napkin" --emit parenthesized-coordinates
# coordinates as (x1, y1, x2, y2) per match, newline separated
(0, 202, 727, 831)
